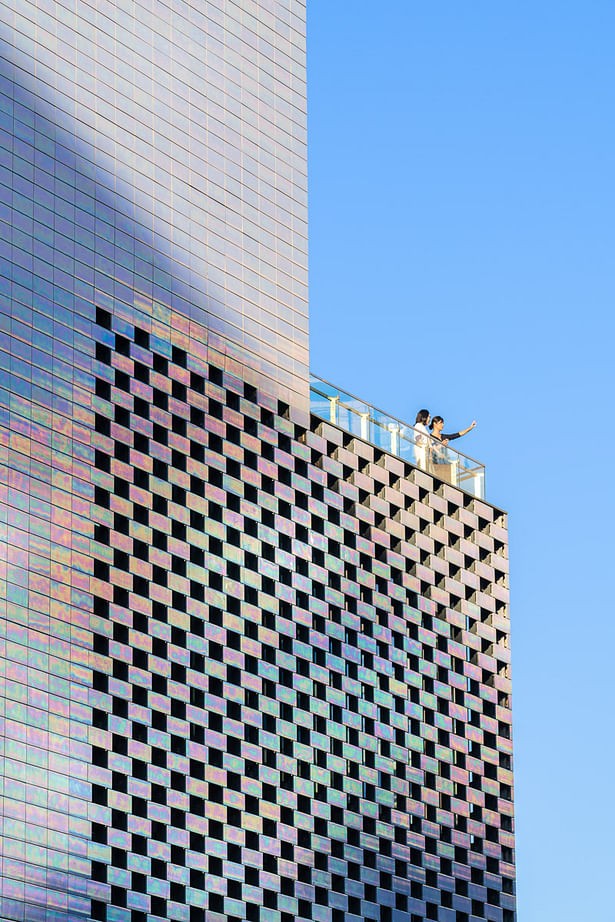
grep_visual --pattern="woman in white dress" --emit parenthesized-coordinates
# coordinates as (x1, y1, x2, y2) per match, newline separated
(413, 409, 431, 470)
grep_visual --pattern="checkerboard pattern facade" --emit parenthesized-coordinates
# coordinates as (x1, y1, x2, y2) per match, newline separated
(91, 307, 516, 922)
(1, 288, 516, 921)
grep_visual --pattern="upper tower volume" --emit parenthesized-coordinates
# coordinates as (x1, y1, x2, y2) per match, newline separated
(1, 0, 309, 404)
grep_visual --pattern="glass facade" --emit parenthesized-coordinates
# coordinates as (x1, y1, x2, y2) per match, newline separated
(0, 3, 516, 922)
(0, 0, 308, 406)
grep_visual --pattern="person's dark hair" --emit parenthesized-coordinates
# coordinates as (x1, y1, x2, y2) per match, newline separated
(430, 415, 443, 431)
(415, 409, 430, 425)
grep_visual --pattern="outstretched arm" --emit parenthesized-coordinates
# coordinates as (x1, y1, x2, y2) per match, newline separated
(442, 421, 477, 440)
(458, 420, 477, 437)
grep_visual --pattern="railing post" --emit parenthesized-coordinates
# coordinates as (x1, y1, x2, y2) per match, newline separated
(329, 395, 339, 425)
(473, 470, 485, 499)
(360, 411, 369, 440)
(388, 423, 399, 456)
(450, 458, 458, 486)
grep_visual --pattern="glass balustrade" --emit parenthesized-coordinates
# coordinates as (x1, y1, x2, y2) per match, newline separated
(310, 374, 486, 499)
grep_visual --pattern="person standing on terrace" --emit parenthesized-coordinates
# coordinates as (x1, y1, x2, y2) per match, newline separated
(429, 415, 477, 463)
(413, 409, 431, 469)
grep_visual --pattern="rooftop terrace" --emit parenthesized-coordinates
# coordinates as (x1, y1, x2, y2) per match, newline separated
(310, 374, 486, 500)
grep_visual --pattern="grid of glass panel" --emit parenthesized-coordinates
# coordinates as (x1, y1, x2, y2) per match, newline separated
(0, 0, 309, 406)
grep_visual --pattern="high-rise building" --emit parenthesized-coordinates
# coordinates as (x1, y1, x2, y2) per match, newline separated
(0, 3, 515, 922)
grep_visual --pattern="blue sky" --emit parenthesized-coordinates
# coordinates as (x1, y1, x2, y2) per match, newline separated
(307, 3, 615, 919)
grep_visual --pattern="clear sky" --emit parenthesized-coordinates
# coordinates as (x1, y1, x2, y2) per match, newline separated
(307, 3, 615, 920)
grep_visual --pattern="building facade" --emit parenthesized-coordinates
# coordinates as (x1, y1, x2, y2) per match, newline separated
(0, 3, 516, 922)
